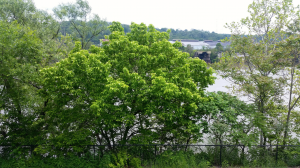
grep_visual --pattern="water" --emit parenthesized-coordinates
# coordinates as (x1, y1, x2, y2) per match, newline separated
(207, 75, 230, 93)
(206, 74, 249, 101)
(203, 73, 299, 142)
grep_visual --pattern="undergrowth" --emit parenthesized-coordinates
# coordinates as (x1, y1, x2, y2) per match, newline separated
(0, 147, 298, 168)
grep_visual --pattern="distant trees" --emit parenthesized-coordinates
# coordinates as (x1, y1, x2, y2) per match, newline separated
(53, 0, 108, 49)
(57, 22, 231, 45)
(209, 43, 227, 63)
(215, 43, 223, 52)
(185, 44, 194, 56)
(156, 28, 230, 41)
(192, 42, 227, 63)
(178, 44, 198, 57)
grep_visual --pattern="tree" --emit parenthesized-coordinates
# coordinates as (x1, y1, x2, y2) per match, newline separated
(53, 0, 108, 49)
(0, 21, 44, 145)
(186, 44, 194, 56)
(276, 35, 300, 145)
(0, 0, 74, 64)
(199, 91, 258, 146)
(215, 43, 223, 52)
(0, 0, 74, 147)
(213, 0, 296, 146)
(40, 22, 215, 148)
(157, 28, 230, 41)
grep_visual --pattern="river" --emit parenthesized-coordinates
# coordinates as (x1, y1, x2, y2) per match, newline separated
(203, 73, 299, 143)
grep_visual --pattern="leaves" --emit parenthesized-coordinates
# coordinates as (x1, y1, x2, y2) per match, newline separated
(213, 0, 300, 145)
(0, 20, 44, 145)
(41, 22, 215, 146)
(53, 0, 108, 49)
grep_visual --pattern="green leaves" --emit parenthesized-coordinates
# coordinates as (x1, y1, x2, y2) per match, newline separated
(40, 47, 112, 146)
(198, 91, 257, 145)
(0, 20, 44, 145)
(41, 22, 215, 146)
(108, 22, 124, 34)
(213, 0, 300, 146)
(53, 0, 108, 49)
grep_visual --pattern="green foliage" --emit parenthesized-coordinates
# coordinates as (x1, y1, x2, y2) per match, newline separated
(212, 0, 298, 146)
(154, 150, 197, 167)
(193, 42, 229, 63)
(0, 0, 73, 59)
(53, 0, 108, 49)
(211, 43, 224, 63)
(109, 151, 128, 168)
(0, 150, 209, 168)
(178, 44, 198, 57)
(59, 21, 229, 46)
(186, 44, 194, 56)
(0, 155, 99, 168)
(40, 47, 111, 146)
(198, 91, 258, 145)
(0, 20, 45, 145)
(40, 21, 215, 146)
(109, 151, 141, 168)
(0, 0, 59, 38)
(0, 0, 74, 148)
(197, 160, 211, 168)
(156, 28, 230, 41)
(222, 160, 229, 168)
(215, 43, 223, 52)
(2, 145, 300, 167)
(274, 35, 300, 145)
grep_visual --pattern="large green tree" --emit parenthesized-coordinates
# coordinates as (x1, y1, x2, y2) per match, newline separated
(40, 22, 215, 148)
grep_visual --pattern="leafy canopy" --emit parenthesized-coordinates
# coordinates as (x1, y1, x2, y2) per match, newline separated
(41, 22, 215, 147)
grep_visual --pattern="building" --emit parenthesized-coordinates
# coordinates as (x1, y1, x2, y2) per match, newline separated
(194, 51, 211, 64)
(169, 39, 210, 50)
(169, 39, 231, 49)
(203, 40, 231, 49)
(169, 39, 231, 63)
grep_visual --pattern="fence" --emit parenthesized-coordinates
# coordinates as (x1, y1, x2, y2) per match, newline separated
(1, 144, 300, 167)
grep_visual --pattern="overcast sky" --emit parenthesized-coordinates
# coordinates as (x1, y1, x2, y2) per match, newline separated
(33, 0, 300, 34)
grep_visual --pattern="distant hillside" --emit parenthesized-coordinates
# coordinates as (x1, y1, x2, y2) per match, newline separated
(156, 28, 230, 41)
(59, 21, 230, 45)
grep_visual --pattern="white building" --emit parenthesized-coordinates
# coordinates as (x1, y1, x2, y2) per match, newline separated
(169, 39, 231, 49)
(169, 39, 210, 50)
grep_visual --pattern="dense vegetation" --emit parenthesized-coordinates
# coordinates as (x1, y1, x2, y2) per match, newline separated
(156, 28, 230, 41)
(1, 0, 300, 167)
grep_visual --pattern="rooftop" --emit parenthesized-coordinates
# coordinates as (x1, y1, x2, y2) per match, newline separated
(169, 40, 231, 49)
(172, 39, 199, 42)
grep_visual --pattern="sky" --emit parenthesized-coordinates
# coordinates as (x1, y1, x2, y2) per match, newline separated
(33, 0, 300, 34)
